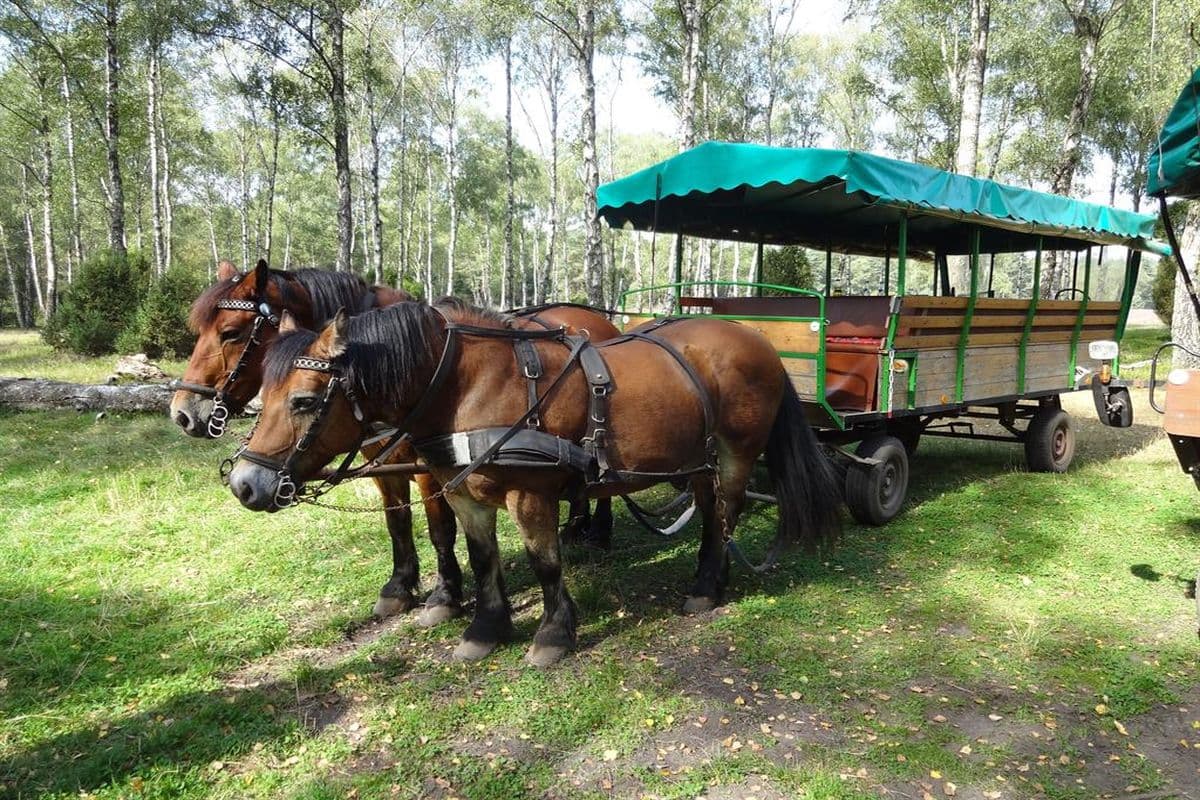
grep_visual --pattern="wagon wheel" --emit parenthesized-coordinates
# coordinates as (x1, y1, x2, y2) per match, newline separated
(1025, 406, 1075, 473)
(622, 490, 696, 537)
(844, 435, 909, 526)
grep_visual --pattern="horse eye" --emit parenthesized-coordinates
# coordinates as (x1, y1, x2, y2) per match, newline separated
(290, 395, 318, 413)
(219, 328, 245, 343)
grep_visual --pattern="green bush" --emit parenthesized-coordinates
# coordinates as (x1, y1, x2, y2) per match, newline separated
(117, 267, 203, 358)
(762, 245, 814, 291)
(1152, 256, 1177, 328)
(43, 250, 149, 355)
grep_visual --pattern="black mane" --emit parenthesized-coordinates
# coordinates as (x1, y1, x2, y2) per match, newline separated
(263, 302, 443, 409)
(188, 268, 375, 332)
(433, 296, 515, 328)
(290, 269, 376, 324)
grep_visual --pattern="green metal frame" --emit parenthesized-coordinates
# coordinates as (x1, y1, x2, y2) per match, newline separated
(954, 227, 981, 404)
(1016, 238, 1043, 395)
(619, 280, 844, 430)
(1066, 247, 1093, 383)
(1112, 250, 1141, 375)
(878, 216, 908, 413)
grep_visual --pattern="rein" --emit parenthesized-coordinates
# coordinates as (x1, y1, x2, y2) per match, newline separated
(229, 313, 578, 509)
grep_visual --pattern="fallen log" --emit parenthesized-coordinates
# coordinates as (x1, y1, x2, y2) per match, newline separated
(0, 376, 174, 413)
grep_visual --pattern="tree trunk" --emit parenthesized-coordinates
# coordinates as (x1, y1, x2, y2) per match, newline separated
(444, 59, 460, 295)
(60, 66, 83, 273)
(1, 219, 31, 328)
(330, 6, 353, 272)
(679, 0, 701, 150)
(39, 108, 57, 316)
(158, 69, 173, 272)
(104, 0, 126, 257)
(1044, 0, 1125, 297)
(540, 43, 561, 305)
(147, 42, 165, 277)
(261, 78, 280, 264)
(366, 42, 385, 286)
(576, 0, 603, 305)
(948, 0, 989, 291)
(204, 204, 219, 280)
(425, 150, 435, 299)
(503, 35, 515, 308)
(0, 377, 174, 413)
(238, 129, 251, 271)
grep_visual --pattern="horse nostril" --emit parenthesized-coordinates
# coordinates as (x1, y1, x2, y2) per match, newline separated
(236, 480, 257, 505)
(173, 410, 192, 430)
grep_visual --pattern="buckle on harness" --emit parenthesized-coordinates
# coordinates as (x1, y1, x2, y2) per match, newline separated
(524, 364, 541, 380)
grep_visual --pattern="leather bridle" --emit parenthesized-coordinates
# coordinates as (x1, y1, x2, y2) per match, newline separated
(227, 314, 461, 509)
(173, 270, 280, 438)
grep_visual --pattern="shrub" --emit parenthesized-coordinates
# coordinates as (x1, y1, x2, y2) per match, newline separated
(1152, 256, 1177, 328)
(116, 267, 204, 358)
(762, 246, 814, 292)
(44, 250, 149, 355)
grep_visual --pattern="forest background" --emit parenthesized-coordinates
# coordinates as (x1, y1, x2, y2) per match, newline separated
(0, 0, 1196, 356)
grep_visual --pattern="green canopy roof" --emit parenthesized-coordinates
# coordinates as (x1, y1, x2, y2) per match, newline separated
(598, 143, 1169, 258)
(1148, 66, 1200, 199)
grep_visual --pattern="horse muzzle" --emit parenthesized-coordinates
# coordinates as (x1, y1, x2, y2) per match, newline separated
(227, 460, 291, 512)
(169, 390, 217, 439)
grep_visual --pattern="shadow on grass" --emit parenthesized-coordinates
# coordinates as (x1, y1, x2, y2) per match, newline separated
(0, 578, 416, 797)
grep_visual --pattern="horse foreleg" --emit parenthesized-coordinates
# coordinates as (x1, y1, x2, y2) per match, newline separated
(683, 463, 748, 614)
(509, 491, 577, 667)
(416, 474, 464, 628)
(445, 494, 513, 661)
(373, 475, 421, 618)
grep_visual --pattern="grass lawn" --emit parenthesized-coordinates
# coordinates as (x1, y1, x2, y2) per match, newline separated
(2, 336, 1198, 799)
(0, 329, 188, 384)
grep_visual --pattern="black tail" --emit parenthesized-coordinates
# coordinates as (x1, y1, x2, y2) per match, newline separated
(764, 379, 842, 554)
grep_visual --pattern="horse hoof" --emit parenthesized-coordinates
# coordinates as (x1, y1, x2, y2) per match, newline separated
(682, 596, 716, 615)
(417, 603, 461, 628)
(453, 639, 498, 662)
(373, 594, 418, 619)
(524, 643, 568, 667)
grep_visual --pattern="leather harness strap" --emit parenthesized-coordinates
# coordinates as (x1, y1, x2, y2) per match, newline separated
(513, 338, 544, 428)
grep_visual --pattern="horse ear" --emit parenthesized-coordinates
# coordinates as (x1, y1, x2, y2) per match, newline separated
(279, 310, 300, 334)
(217, 260, 238, 281)
(317, 308, 349, 358)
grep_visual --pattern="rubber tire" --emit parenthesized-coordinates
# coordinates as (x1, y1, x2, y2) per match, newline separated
(845, 435, 910, 526)
(1025, 407, 1075, 473)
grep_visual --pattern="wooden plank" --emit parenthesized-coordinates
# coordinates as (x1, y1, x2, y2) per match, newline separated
(897, 315, 969, 330)
(1030, 312, 1118, 329)
(901, 296, 969, 310)
(739, 318, 821, 354)
(783, 357, 818, 399)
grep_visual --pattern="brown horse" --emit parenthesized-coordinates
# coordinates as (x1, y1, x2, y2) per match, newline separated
(171, 260, 619, 624)
(226, 300, 840, 666)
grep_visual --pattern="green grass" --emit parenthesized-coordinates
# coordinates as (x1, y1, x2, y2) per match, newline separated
(1119, 325, 1171, 384)
(0, 328, 188, 383)
(1, 392, 1198, 798)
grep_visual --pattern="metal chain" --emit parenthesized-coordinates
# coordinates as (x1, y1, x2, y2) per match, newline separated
(297, 485, 450, 514)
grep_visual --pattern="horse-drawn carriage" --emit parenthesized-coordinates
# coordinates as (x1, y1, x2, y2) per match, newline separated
(598, 144, 1171, 523)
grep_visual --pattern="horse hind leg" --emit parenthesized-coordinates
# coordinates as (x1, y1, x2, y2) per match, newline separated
(416, 475, 464, 628)
(683, 460, 749, 615)
(509, 491, 577, 667)
(373, 475, 421, 618)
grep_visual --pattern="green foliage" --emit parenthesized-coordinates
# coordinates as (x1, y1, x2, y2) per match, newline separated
(117, 266, 204, 358)
(1152, 256, 1176, 327)
(762, 245, 813, 290)
(43, 250, 150, 356)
